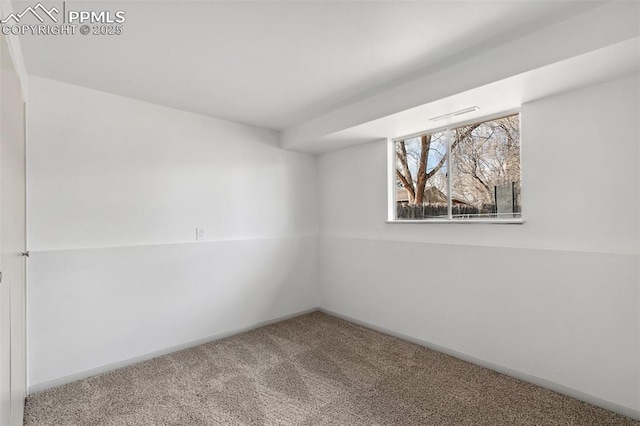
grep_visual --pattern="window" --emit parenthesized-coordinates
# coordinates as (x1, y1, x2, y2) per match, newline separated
(392, 113, 521, 222)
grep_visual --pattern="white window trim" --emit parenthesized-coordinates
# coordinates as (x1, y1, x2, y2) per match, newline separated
(385, 219, 525, 224)
(387, 110, 523, 224)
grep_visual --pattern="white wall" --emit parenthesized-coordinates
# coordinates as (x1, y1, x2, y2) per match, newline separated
(27, 77, 319, 391)
(317, 75, 640, 417)
(28, 78, 318, 251)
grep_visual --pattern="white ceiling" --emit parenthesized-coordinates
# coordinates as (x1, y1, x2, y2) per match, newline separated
(16, 1, 601, 130)
(309, 38, 640, 154)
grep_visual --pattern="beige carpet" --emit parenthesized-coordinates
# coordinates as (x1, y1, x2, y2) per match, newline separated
(24, 312, 638, 425)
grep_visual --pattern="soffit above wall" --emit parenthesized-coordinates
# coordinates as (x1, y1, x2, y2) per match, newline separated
(281, 2, 640, 153)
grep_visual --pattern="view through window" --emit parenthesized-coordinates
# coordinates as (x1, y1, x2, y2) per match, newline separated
(394, 113, 521, 221)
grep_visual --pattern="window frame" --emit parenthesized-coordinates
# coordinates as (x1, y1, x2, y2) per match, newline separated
(387, 110, 524, 224)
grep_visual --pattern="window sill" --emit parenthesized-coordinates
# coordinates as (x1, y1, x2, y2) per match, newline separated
(386, 219, 525, 225)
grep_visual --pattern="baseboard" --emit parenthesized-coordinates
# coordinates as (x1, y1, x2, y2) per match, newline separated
(28, 307, 320, 395)
(28, 306, 640, 421)
(318, 308, 640, 421)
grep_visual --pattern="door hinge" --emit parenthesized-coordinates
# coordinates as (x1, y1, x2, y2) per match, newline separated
(21, 251, 29, 257)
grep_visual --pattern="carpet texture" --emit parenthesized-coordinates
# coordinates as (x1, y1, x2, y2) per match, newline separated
(24, 312, 638, 425)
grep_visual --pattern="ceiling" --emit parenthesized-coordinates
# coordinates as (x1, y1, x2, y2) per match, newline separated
(308, 38, 640, 154)
(16, 1, 601, 131)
